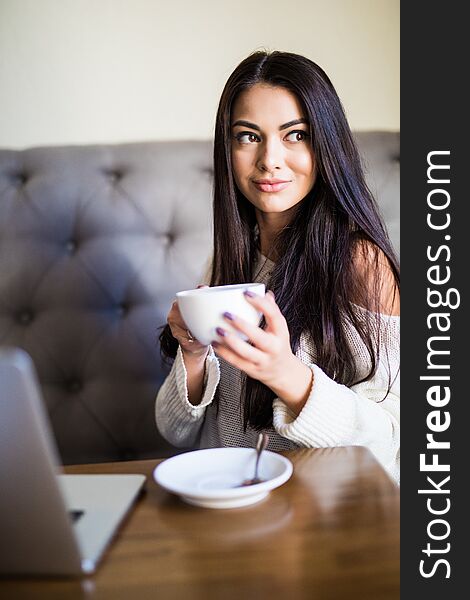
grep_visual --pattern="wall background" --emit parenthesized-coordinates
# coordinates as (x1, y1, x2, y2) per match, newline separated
(0, 0, 399, 149)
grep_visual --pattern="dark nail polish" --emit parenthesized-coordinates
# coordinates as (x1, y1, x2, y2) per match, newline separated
(216, 327, 226, 337)
(223, 311, 235, 320)
(212, 340, 219, 348)
(244, 290, 255, 297)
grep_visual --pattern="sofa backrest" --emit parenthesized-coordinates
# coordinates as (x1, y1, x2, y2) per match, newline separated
(0, 134, 399, 464)
(354, 131, 400, 257)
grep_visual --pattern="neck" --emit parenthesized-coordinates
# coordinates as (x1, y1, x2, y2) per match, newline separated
(256, 210, 292, 260)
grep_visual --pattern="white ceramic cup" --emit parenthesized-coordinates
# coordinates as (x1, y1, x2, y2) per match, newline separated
(176, 283, 266, 346)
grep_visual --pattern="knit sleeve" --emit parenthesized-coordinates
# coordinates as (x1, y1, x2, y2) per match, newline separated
(272, 315, 400, 484)
(155, 345, 220, 447)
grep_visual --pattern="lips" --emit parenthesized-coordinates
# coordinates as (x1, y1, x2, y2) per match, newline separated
(253, 179, 291, 193)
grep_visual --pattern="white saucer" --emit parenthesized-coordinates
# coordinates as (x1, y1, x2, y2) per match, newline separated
(153, 447, 293, 509)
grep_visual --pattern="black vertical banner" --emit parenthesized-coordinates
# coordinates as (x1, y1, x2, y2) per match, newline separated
(401, 2, 466, 598)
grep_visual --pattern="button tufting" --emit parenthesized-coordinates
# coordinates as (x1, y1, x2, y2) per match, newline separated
(14, 173, 28, 187)
(116, 303, 128, 317)
(65, 240, 76, 253)
(17, 310, 33, 325)
(104, 169, 123, 183)
(66, 379, 83, 393)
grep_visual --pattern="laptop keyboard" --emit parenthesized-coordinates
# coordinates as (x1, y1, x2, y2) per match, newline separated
(69, 510, 85, 523)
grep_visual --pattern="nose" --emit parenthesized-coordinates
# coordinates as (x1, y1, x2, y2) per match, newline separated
(256, 137, 283, 172)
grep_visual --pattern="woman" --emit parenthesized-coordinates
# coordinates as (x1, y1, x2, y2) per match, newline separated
(155, 51, 400, 483)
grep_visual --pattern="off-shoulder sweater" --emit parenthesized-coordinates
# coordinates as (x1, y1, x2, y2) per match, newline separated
(155, 254, 400, 484)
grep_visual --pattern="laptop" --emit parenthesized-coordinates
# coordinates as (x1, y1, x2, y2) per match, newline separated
(0, 348, 146, 576)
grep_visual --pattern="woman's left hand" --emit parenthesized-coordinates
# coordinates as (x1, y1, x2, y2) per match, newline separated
(212, 290, 313, 412)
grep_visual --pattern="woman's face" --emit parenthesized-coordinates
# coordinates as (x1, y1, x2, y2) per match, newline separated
(230, 83, 316, 218)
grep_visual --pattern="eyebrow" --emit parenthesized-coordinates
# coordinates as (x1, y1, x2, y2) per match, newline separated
(232, 118, 308, 131)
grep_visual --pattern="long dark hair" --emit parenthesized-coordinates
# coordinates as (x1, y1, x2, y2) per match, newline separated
(160, 50, 399, 430)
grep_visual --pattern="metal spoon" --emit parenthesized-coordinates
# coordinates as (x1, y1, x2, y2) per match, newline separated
(240, 432, 269, 486)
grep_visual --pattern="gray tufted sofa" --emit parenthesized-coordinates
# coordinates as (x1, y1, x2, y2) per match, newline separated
(0, 132, 399, 465)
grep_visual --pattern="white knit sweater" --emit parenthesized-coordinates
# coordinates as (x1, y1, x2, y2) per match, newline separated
(155, 254, 400, 483)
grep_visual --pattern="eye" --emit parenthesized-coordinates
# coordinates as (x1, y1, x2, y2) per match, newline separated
(234, 132, 260, 144)
(285, 130, 310, 142)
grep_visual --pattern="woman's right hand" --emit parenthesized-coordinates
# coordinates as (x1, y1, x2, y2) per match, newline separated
(167, 286, 210, 358)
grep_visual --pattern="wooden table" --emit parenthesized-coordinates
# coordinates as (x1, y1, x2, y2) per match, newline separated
(1, 447, 399, 599)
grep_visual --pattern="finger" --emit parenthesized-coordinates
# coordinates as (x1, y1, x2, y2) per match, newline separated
(169, 300, 182, 319)
(214, 328, 265, 365)
(243, 290, 284, 332)
(222, 312, 272, 352)
(168, 313, 187, 332)
(170, 323, 191, 342)
(172, 325, 208, 352)
(168, 302, 189, 328)
(170, 321, 195, 342)
(212, 339, 261, 375)
(197, 284, 209, 289)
